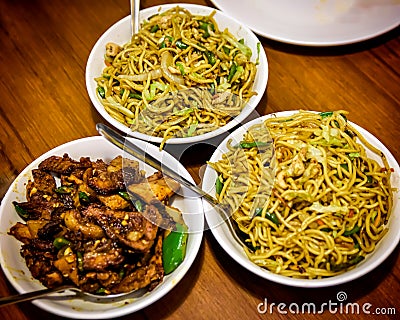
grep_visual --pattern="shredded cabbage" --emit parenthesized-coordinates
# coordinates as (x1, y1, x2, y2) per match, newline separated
(309, 202, 349, 214)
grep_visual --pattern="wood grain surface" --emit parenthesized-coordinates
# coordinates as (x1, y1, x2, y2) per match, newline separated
(0, 0, 399, 319)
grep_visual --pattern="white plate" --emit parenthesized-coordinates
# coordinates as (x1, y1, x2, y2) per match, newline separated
(202, 111, 400, 287)
(86, 3, 268, 144)
(211, 0, 400, 46)
(0, 136, 204, 318)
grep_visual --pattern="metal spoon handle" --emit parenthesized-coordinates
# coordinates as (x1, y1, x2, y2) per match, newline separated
(96, 123, 220, 207)
(130, 0, 140, 35)
(96, 124, 250, 250)
(0, 285, 78, 307)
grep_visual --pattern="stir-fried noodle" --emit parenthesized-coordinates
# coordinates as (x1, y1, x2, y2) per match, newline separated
(208, 110, 393, 278)
(95, 6, 258, 148)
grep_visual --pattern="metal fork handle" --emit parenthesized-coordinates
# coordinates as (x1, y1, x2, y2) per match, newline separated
(0, 285, 79, 307)
(96, 123, 249, 249)
(96, 123, 221, 207)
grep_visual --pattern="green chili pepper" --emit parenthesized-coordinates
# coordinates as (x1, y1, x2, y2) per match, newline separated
(79, 191, 90, 204)
(239, 141, 271, 149)
(222, 46, 230, 55)
(215, 175, 224, 195)
(121, 88, 141, 99)
(127, 92, 141, 99)
(77, 251, 84, 272)
(186, 122, 198, 137)
(118, 268, 125, 279)
(204, 50, 216, 65)
(175, 40, 189, 50)
(253, 208, 279, 225)
(162, 224, 188, 274)
(97, 86, 106, 98)
(256, 42, 261, 65)
(13, 201, 30, 220)
(343, 225, 361, 236)
(209, 82, 216, 95)
(320, 111, 347, 123)
(118, 191, 131, 201)
(348, 152, 360, 160)
(254, 207, 263, 217)
(320, 227, 332, 232)
(340, 163, 349, 171)
(176, 62, 185, 75)
(366, 175, 373, 184)
(320, 111, 333, 119)
(227, 63, 237, 82)
(53, 237, 71, 250)
(331, 255, 364, 272)
(199, 21, 214, 38)
(134, 199, 143, 212)
(150, 24, 160, 33)
(353, 238, 361, 249)
(95, 287, 108, 294)
(55, 186, 74, 194)
(160, 35, 173, 48)
(266, 212, 280, 225)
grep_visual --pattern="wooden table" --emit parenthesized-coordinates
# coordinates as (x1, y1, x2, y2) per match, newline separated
(0, 0, 399, 319)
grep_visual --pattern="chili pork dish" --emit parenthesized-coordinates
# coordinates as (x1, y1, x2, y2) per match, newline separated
(8, 154, 187, 295)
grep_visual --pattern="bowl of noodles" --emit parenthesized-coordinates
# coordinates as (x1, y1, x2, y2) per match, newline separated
(86, 4, 268, 149)
(202, 110, 400, 287)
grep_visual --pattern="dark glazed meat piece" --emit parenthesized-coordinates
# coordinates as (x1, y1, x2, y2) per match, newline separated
(86, 159, 124, 194)
(109, 156, 146, 185)
(110, 234, 164, 293)
(79, 271, 121, 293)
(26, 169, 57, 202)
(20, 241, 63, 288)
(12, 199, 56, 221)
(127, 172, 180, 205)
(86, 156, 145, 195)
(82, 204, 160, 253)
(83, 239, 125, 271)
(8, 222, 33, 244)
(37, 221, 63, 240)
(38, 154, 92, 175)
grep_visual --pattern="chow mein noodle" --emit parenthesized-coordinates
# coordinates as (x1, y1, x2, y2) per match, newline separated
(208, 110, 393, 278)
(95, 6, 259, 148)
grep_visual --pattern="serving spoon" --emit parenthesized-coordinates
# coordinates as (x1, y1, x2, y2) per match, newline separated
(0, 285, 80, 307)
(130, 0, 140, 35)
(0, 283, 148, 307)
(96, 123, 249, 250)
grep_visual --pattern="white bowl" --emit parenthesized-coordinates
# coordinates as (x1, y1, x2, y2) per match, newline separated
(85, 3, 268, 145)
(0, 136, 204, 318)
(202, 111, 400, 288)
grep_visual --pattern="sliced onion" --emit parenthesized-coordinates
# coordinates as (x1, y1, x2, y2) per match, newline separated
(160, 51, 185, 85)
(118, 68, 162, 82)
